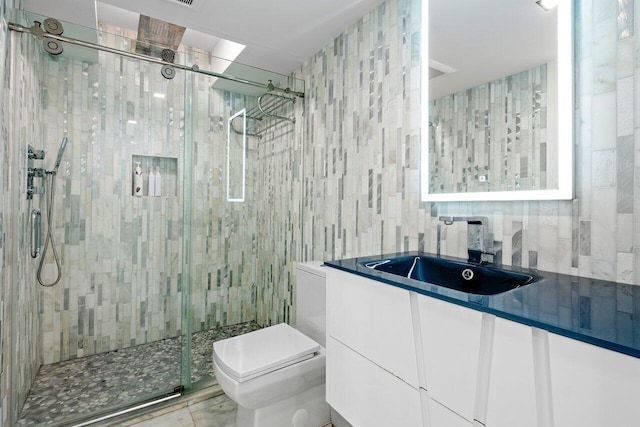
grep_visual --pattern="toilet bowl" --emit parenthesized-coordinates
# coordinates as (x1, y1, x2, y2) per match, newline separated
(212, 262, 330, 427)
(213, 323, 329, 426)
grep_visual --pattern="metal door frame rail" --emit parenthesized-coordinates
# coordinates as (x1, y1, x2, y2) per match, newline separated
(8, 21, 305, 98)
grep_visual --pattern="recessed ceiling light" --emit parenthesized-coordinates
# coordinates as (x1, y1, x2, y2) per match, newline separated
(537, 0, 558, 11)
(153, 93, 166, 99)
(127, 120, 137, 124)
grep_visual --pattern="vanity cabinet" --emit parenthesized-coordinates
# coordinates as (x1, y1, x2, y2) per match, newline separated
(548, 333, 640, 427)
(326, 268, 640, 427)
(325, 268, 423, 426)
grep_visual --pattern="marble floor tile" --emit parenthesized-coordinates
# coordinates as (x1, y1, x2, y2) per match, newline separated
(128, 394, 237, 427)
(189, 394, 237, 427)
(129, 407, 196, 427)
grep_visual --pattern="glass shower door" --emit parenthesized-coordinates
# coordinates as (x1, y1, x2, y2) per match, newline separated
(15, 12, 190, 425)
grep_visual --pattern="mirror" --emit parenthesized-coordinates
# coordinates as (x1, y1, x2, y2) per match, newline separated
(421, 0, 573, 201)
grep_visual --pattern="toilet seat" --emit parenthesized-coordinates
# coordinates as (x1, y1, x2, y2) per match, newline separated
(213, 323, 320, 382)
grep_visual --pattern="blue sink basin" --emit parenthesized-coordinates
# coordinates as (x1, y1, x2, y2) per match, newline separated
(363, 255, 537, 295)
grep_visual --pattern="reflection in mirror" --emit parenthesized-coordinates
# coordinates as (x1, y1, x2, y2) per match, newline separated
(421, 0, 573, 201)
(227, 109, 247, 202)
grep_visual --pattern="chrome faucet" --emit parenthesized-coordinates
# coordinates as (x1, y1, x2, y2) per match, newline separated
(438, 216, 494, 264)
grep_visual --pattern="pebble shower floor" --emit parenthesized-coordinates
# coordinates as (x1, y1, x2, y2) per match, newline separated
(17, 322, 260, 426)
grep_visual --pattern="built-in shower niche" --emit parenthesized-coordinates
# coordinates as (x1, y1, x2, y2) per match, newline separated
(132, 155, 178, 197)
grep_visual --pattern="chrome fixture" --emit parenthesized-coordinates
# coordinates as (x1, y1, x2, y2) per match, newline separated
(9, 20, 305, 98)
(438, 216, 494, 264)
(30, 209, 41, 258)
(29, 18, 65, 55)
(160, 49, 176, 80)
(29, 136, 69, 287)
(26, 145, 45, 199)
(230, 89, 296, 138)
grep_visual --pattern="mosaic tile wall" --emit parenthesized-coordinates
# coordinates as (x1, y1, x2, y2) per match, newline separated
(430, 64, 549, 193)
(297, 0, 640, 298)
(1, 2, 45, 426)
(34, 24, 264, 367)
(300, 0, 422, 264)
(38, 43, 188, 364)
(188, 69, 259, 331)
(1, 5, 8, 426)
(254, 100, 305, 326)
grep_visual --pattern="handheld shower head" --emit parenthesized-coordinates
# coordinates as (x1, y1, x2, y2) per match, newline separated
(53, 137, 68, 172)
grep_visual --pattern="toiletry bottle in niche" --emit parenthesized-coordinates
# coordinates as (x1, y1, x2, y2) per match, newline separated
(133, 161, 143, 196)
(155, 166, 162, 197)
(148, 167, 156, 197)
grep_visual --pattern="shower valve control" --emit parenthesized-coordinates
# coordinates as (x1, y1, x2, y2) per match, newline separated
(28, 168, 46, 178)
(26, 145, 46, 200)
(28, 149, 45, 159)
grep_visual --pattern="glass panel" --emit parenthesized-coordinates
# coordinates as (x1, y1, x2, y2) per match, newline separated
(186, 70, 261, 388)
(10, 8, 304, 423)
(14, 11, 188, 426)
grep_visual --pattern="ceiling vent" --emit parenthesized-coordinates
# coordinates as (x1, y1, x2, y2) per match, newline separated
(175, 0, 194, 6)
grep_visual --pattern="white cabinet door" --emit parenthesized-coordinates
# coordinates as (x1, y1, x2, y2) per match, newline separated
(549, 333, 640, 427)
(428, 397, 473, 427)
(417, 295, 483, 422)
(485, 318, 538, 427)
(326, 268, 419, 387)
(326, 337, 424, 427)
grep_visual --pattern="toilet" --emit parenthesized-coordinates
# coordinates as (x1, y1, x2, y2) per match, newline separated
(212, 261, 330, 427)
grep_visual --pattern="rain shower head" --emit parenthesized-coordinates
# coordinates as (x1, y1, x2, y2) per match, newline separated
(53, 137, 68, 172)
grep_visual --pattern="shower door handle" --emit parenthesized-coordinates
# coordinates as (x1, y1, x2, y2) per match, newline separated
(31, 209, 41, 258)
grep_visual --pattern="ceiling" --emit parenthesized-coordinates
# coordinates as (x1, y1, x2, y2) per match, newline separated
(20, 0, 557, 98)
(429, 0, 557, 99)
(22, 0, 387, 75)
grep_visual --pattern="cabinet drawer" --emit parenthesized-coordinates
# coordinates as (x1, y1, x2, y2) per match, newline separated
(417, 295, 483, 422)
(327, 337, 423, 427)
(326, 268, 419, 387)
(549, 333, 640, 427)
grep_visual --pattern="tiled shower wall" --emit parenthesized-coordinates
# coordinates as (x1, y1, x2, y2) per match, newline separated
(188, 66, 258, 331)
(38, 28, 259, 364)
(254, 105, 305, 326)
(38, 43, 187, 364)
(298, 0, 640, 290)
(1, 2, 45, 426)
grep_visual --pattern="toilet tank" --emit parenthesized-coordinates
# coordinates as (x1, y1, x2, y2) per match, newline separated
(295, 261, 326, 347)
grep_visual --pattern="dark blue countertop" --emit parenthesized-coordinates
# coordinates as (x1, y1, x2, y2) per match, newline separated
(325, 252, 640, 359)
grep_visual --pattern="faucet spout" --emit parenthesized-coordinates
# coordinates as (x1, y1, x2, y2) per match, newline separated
(438, 215, 494, 264)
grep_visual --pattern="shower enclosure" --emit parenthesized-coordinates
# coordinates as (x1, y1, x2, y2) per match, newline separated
(5, 9, 304, 426)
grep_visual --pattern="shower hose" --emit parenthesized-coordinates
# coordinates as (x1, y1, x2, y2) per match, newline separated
(37, 171, 62, 287)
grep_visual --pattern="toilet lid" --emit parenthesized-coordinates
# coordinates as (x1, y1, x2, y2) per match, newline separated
(213, 323, 320, 382)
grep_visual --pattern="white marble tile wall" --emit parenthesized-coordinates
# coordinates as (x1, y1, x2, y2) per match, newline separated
(188, 72, 258, 331)
(1, 2, 44, 425)
(299, 0, 422, 263)
(297, 0, 640, 302)
(254, 98, 305, 326)
(35, 24, 261, 365)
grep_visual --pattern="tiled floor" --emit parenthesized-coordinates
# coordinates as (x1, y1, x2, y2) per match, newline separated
(18, 322, 260, 426)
